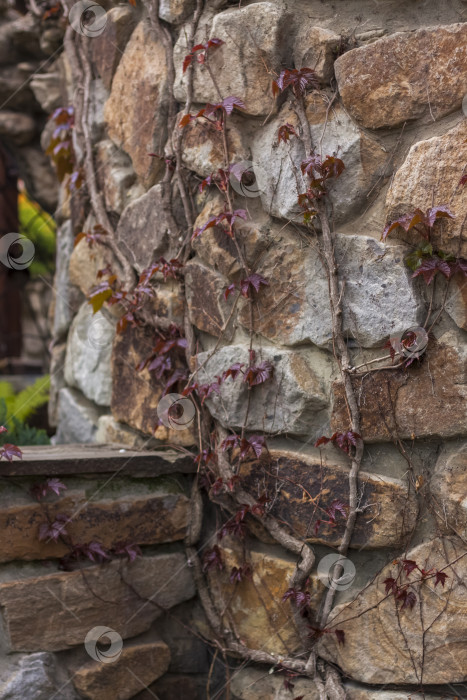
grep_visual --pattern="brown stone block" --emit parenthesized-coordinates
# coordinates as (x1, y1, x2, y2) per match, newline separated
(240, 445, 417, 549)
(0, 481, 189, 562)
(104, 22, 168, 187)
(73, 639, 170, 700)
(0, 552, 195, 652)
(111, 325, 163, 436)
(92, 7, 137, 90)
(335, 23, 467, 129)
(185, 260, 231, 337)
(331, 332, 467, 441)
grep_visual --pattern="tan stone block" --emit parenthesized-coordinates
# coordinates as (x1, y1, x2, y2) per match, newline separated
(335, 24, 467, 128)
(104, 22, 169, 187)
(386, 120, 467, 257)
(69, 238, 112, 298)
(208, 544, 323, 656)
(319, 537, 467, 684)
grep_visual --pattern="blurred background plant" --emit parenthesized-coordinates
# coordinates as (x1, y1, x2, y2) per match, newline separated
(0, 375, 50, 445)
(18, 183, 56, 278)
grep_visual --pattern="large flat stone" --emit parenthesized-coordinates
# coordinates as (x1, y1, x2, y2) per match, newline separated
(73, 639, 170, 700)
(319, 537, 467, 684)
(104, 21, 169, 187)
(251, 98, 386, 225)
(173, 3, 288, 116)
(195, 344, 333, 438)
(239, 444, 418, 549)
(240, 228, 423, 349)
(0, 477, 189, 562)
(208, 544, 323, 656)
(0, 552, 195, 652)
(332, 331, 467, 441)
(385, 119, 467, 258)
(64, 303, 115, 407)
(335, 23, 467, 128)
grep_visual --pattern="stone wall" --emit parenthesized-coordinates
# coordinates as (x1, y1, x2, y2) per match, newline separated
(1, 0, 467, 698)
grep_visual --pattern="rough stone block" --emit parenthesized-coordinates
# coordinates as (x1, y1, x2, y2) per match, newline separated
(104, 21, 169, 187)
(195, 344, 333, 437)
(386, 119, 467, 258)
(173, 3, 288, 116)
(319, 537, 467, 684)
(430, 441, 467, 537)
(335, 23, 467, 128)
(251, 98, 386, 225)
(208, 544, 323, 656)
(115, 184, 178, 273)
(240, 227, 424, 349)
(92, 6, 137, 90)
(0, 552, 195, 652)
(332, 331, 467, 441)
(0, 476, 190, 562)
(55, 387, 107, 444)
(64, 303, 115, 407)
(73, 639, 170, 700)
(240, 443, 418, 549)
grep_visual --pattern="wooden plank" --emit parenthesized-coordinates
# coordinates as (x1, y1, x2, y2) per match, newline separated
(0, 443, 196, 477)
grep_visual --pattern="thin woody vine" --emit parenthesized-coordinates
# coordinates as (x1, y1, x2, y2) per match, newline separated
(6, 0, 467, 696)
